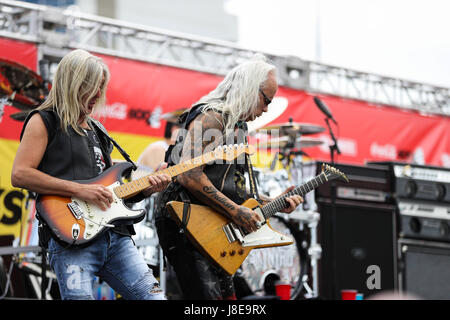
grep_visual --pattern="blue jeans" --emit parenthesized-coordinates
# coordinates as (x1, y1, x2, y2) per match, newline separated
(48, 230, 165, 300)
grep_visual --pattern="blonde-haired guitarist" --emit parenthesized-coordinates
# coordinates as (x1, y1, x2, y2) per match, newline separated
(12, 49, 170, 300)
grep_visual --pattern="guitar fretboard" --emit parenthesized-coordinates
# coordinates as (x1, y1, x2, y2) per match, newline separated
(261, 172, 328, 219)
(113, 152, 215, 199)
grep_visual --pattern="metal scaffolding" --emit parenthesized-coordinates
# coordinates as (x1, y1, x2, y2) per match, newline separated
(1, 0, 449, 116)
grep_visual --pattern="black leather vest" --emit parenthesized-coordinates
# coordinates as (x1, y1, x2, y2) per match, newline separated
(21, 110, 135, 244)
(21, 109, 113, 181)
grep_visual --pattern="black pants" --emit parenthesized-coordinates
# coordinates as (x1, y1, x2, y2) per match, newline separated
(156, 216, 235, 300)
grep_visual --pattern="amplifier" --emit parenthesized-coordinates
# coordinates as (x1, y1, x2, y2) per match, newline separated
(399, 200, 450, 242)
(398, 238, 450, 299)
(315, 162, 394, 204)
(368, 162, 450, 203)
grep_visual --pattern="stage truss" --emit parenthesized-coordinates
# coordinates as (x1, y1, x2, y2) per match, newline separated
(0, 0, 449, 116)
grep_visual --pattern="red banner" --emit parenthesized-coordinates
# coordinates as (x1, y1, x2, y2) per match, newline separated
(0, 37, 37, 70)
(97, 53, 450, 168)
(97, 54, 223, 137)
(0, 42, 449, 168)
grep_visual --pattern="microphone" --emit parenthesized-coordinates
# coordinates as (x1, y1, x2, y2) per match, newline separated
(313, 96, 337, 124)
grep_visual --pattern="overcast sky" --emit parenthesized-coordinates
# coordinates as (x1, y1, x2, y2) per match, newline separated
(225, 0, 450, 88)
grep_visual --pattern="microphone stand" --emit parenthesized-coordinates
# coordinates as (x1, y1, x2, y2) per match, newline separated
(325, 117, 340, 163)
(324, 117, 340, 299)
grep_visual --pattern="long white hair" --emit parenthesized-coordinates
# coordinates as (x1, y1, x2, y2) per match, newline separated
(196, 54, 277, 131)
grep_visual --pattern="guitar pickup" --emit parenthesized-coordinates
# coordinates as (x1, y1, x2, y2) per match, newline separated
(223, 224, 236, 243)
(68, 201, 83, 220)
(223, 223, 245, 244)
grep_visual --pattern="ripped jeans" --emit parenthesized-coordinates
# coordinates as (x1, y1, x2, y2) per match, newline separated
(48, 230, 165, 300)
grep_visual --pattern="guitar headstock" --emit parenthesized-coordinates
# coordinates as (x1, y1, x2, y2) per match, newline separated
(322, 164, 349, 183)
(212, 144, 256, 162)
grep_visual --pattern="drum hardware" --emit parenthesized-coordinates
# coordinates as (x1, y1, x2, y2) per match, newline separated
(0, 245, 59, 300)
(281, 209, 321, 299)
(306, 211, 321, 299)
(237, 215, 311, 299)
(242, 159, 321, 299)
(255, 136, 324, 150)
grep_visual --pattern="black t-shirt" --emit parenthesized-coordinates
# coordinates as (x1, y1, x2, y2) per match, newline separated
(82, 126, 135, 237)
(82, 128, 107, 175)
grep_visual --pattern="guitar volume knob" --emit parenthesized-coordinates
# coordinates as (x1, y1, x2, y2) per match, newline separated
(220, 251, 227, 257)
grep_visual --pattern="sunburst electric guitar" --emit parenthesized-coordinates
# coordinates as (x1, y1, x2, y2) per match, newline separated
(166, 164, 349, 275)
(37, 144, 255, 247)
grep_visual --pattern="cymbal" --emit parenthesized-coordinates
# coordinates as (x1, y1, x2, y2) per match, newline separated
(255, 137, 324, 149)
(258, 122, 325, 136)
(160, 108, 187, 123)
(256, 136, 290, 149)
(296, 138, 324, 148)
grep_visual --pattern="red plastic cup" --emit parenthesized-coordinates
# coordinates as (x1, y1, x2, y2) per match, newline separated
(341, 289, 358, 300)
(275, 283, 291, 300)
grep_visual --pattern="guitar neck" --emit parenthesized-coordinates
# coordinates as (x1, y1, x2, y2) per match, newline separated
(261, 172, 328, 219)
(113, 152, 216, 199)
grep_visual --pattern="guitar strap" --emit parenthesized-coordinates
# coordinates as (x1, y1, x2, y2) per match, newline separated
(178, 190, 191, 234)
(89, 119, 138, 171)
(240, 122, 261, 203)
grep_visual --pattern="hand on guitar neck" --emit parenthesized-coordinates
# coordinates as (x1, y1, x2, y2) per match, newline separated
(249, 186, 303, 213)
(141, 162, 171, 197)
(275, 186, 304, 214)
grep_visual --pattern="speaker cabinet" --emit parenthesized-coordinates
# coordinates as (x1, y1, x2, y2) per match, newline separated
(398, 238, 450, 299)
(317, 198, 398, 299)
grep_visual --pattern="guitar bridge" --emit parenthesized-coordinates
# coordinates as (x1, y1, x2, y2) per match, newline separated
(68, 201, 84, 220)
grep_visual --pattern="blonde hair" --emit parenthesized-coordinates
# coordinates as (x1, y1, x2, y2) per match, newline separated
(38, 49, 110, 135)
(196, 54, 276, 131)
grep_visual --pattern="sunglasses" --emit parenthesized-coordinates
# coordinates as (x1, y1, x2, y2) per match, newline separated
(259, 89, 272, 106)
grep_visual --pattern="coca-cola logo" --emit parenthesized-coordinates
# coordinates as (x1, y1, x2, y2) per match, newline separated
(95, 102, 128, 120)
(370, 142, 397, 159)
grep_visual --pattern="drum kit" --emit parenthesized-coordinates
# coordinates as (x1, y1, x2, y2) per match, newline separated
(0, 58, 50, 122)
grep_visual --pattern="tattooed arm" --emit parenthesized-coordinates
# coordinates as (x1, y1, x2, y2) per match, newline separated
(176, 110, 262, 233)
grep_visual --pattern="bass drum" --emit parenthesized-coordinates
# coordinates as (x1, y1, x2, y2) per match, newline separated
(236, 215, 310, 300)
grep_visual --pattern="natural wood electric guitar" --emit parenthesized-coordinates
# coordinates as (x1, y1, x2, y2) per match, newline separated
(37, 144, 254, 247)
(166, 164, 348, 275)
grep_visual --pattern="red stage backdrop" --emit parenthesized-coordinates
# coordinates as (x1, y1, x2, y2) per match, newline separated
(1, 38, 449, 237)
